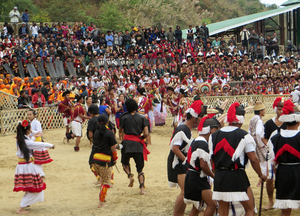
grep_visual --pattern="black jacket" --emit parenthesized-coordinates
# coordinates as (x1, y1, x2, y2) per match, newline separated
(174, 29, 182, 40)
(19, 26, 29, 37)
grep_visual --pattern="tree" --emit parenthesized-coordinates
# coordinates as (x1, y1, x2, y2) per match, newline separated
(99, 2, 123, 30)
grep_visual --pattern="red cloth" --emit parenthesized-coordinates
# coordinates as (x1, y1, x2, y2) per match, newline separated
(32, 93, 46, 108)
(123, 134, 150, 161)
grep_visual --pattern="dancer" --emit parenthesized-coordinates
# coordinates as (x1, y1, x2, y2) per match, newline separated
(14, 120, 54, 214)
(153, 88, 168, 126)
(263, 97, 286, 210)
(184, 114, 218, 216)
(248, 101, 267, 187)
(210, 102, 267, 216)
(115, 93, 127, 141)
(71, 95, 90, 151)
(268, 100, 300, 216)
(164, 86, 179, 129)
(119, 98, 150, 195)
(27, 109, 53, 178)
(90, 114, 118, 208)
(58, 90, 73, 143)
(136, 87, 152, 145)
(168, 100, 204, 216)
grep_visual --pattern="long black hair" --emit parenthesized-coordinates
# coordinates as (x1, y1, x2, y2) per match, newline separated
(16, 123, 31, 163)
(94, 114, 109, 141)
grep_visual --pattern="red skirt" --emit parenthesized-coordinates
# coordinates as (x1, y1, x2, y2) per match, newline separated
(33, 149, 53, 164)
(13, 162, 46, 193)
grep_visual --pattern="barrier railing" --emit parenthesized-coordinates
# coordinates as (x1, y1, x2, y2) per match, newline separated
(0, 91, 18, 110)
(0, 94, 291, 136)
(0, 107, 88, 137)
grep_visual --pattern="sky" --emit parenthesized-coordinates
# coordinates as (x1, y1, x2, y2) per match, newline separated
(260, 0, 287, 6)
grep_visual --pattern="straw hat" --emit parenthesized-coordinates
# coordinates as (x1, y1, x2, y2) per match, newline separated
(254, 101, 265, 111)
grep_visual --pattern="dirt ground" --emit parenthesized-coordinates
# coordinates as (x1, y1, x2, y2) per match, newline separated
(1, 113, 300, 216)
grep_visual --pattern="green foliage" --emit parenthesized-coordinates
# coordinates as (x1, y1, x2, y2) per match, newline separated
(98, 2, 124, 30)
(201, 18, 211, 25)
(0, 0, 38, 22)
(31, 10, 51, 23)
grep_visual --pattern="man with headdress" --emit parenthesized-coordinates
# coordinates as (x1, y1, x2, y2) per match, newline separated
(262, 97, 287, 210)
(268, 100, 300, 215)
(248, 101, 267, 188)
(210, 102, 266, 215)
(136, 87, 153, 145)
(119, 98, 150, 195)
(168, 100, 204, 216)
(58, 90, 73, 143)
(184, 114, 218, 216)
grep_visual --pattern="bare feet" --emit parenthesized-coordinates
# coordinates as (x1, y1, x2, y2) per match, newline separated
(264, 202, 274, 210)
(94, 179, 102, 185)
(128, 177, 134, 187)
(140, 187, 146, 195)
(98, 201, 108, 208)
(17, 207, 29, 214)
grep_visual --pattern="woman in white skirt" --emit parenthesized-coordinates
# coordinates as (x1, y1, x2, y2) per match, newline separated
(27, 109, 53, 177)
(152, 88, 168, 126)
(14, 120, 54, 214)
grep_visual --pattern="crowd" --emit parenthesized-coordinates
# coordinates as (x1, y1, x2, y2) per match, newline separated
(3, 6, 300, 216)
(0, 8, 300, 103)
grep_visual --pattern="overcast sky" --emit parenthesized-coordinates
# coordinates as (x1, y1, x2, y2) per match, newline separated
(260, 0, 287, 6)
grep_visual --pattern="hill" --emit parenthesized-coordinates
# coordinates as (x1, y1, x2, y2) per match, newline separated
(0, 0, 278, 30)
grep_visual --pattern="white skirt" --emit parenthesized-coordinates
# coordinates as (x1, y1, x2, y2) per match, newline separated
(71, 121, 82, 137)
(20, 191, 44, 208)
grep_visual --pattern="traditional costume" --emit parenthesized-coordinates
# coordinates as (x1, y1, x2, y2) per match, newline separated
(248, 102, 267, 175)
(14, 135, 53, 208)
(30, 118, 52, 177)
(269, 100, 300, 209)
(153, 91, 168, 126)
(71, 101, 85, 151)
(58, 96, 73, 129)
(119, 111, 150, 189)
(184, 115, 218, 209)
(167, 100, 203, 187)
(210, 102, 256, 202)
(90, 125, 118, 203)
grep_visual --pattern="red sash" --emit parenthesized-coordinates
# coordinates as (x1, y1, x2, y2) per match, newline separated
(123, 134, 150, 161)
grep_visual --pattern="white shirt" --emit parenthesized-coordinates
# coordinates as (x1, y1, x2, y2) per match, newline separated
(248, 115, 265, 148)
(30, 25, 39, 35)
(292, 90, 300, 103)
(16, 136, 53, 158)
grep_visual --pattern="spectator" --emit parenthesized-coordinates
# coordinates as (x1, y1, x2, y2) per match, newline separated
(212, 37, 220, 48)
(166, 27, 174, 42)
(240, 26, 250, 51)
(21, 10, 29, 29)
(92, 89, 99, 104)
(249, 29, 259, 50)
(18, 90, 31, 109)
(174, 25, 182, 45)
(9, 6, 20, 36)
(32, 89, 46, 108)
(186, 25, 194, 43)
(38, 22, 46, 36)
(3, 22, 14, 39)
(201, 22, 209, 44)
(41, 82, 51, 101)
(123, 30, 131, 50)
(256, 45, 263, 61)
(105, 30, 113, 50)
(227, 36, 236, 46)
(18, 23, 28, 38)
(30, 22, 39, 38)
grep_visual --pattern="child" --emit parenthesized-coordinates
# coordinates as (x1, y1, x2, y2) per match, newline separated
(14, 120, 54, 214)
(89, 114, 118, 207)
(27, 109, 53, 177)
